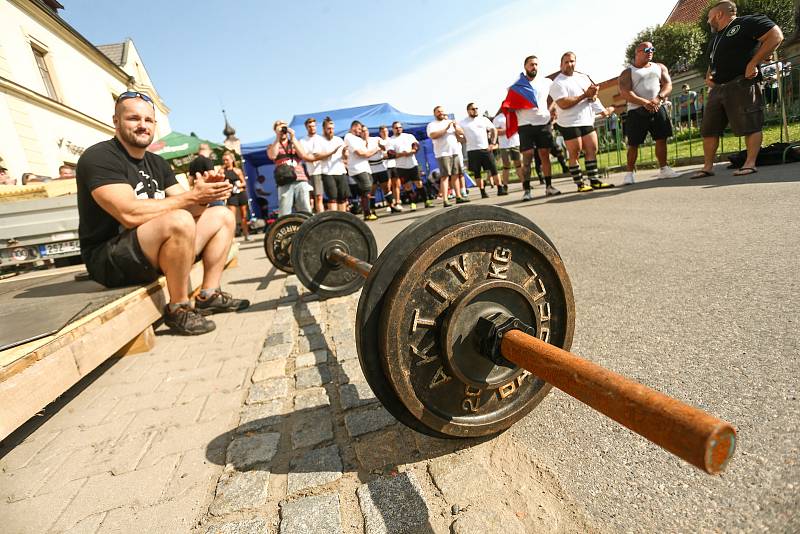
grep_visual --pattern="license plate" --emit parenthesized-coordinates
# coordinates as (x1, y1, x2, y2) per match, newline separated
(39, 240, 80, 257)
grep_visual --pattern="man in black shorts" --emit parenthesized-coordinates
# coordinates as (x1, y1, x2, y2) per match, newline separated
(693, 1, 783, 178)
(618, 42, 679, 185)
(76, 92, 249, 336)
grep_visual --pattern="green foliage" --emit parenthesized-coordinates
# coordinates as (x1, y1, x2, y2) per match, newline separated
(695, 0, 796, 71)
(625, 23, 707, 74)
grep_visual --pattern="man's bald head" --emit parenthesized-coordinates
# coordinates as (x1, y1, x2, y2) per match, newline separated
(113, 97, 156, 149)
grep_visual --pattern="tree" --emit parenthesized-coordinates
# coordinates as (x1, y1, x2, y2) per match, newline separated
(694, 0, 796, 71)
(624, 23, 706, 74)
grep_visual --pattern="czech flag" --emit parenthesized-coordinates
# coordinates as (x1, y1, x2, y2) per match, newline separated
(501, 73, 538, 138)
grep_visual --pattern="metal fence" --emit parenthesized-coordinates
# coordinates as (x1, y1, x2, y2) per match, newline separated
(592, 58, 799, 170)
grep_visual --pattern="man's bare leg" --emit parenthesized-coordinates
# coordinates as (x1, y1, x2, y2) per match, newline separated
(739, 131, 762, 171)
(194, 206, 235, 291)
(655, 139, 668, 168)
(701, 136, 719, 173)
(137, 209, 196, 304)
(627, 145, 639, 171)
(440, 176, 450, 204)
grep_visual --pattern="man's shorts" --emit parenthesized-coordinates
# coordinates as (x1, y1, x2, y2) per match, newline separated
(322, 174, 349, 202)
(467, 149, 498, 177)
(309, 174, 324, 196)
(83, 228, 161, 288)
(625, 107, 673, 147)
(555, 124, 595, 141)
(387, 167, 398, 180)
(700, 77, 764, 137)
(227, 190, 248, 206)
(371, 170, 389, 184)
(396, 166, 420, 182)
(518, 124, 555, 151)
(350, 172, 372, 193)
(436, 155, 462, 177)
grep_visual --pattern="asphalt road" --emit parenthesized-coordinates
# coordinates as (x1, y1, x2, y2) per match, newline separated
(364, 163, 800, 533)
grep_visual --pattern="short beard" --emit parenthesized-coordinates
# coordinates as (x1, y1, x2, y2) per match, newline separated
(120, 129, 153, 149)
(526, 69, 537, 78)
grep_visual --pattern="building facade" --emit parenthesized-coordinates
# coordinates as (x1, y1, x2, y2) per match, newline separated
(0, 0, 170, 184)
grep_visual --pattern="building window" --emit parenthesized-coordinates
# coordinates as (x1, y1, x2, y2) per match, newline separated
(31, 46, 58, 101)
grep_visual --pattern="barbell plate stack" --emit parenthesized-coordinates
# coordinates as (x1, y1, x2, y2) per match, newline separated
(264, 212, 312, 274)
(290, 211, 377, 299)
(377, 220, 575, 437)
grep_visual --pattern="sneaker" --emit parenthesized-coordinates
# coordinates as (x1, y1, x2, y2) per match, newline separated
(409, 202, 417, 211)
(545, 185, 561, 196)
(424, 199, 434, 208)
(164, 304, 216, 335)
(244, 235, 253, 242)
(480, 189, 489, 199)
(386, 206, 393, 213)
(657, 165, 679, 179)
(442, 200, 452, 207)
(195, 290, 250, 315)
(365, 213, 378, 221)
(461, 189, 469, 197)
(456, 196, 470, 204)
(576, 180, 593, 192)
(590, 179, 614, 189)
(521, 190, 533, 201)
(391, 204, 404, 213)
(498, 185, 508, 196)
(623, 171, 636, 185)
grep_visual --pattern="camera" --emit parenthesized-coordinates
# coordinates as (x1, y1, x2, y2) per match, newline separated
(281, 126, 288, 133)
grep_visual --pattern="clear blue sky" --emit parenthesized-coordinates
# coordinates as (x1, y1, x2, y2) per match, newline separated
(61, 0, 677, 145)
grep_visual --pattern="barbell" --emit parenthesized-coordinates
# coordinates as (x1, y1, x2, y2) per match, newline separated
(267, 207, 736, 475)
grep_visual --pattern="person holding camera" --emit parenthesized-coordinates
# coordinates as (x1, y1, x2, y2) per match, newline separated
(267, 120, 313, 216)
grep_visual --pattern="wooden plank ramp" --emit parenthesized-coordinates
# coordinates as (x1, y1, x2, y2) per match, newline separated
(0, 243, 239, 441)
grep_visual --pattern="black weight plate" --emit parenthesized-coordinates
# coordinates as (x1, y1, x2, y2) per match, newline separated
(378, 220, 575, 437)
(291, 211, 377, 299)
(264, 212, 312, 274)
(355, 205, 562, 438)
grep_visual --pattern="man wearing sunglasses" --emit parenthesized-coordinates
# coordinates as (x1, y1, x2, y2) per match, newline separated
(618, 42, 679, 185)
(76, 92, 249, 336)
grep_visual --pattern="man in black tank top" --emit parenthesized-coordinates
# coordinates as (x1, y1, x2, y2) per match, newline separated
(76, 93, 250, 336)
(692, 1, 783, 178)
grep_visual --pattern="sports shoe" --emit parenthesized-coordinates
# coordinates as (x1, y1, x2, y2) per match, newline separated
(657, 165, 679, 179)
(521, 190, 533, 201)
(409, 202, 417, 211)
(391, 204, 403, 213)
(456, 196, 470, 204)
(590, 179, 614, 189)
(545, 185, 561, 196)
(164, 304, 216, 335)
(244, 235, 253, 242)
(442, 200, 452, 207)
(480, 189, 489, 198)
(623, 171, 636, 185)
(195, 290, 250, 315)
(576, 180, 593, 192)
(498, 185, 508, 196)
(461, 189, 469, 197)
(365, 213, 378, 221)
(386, 206, 393, 213)
(424, 199, 434, 208)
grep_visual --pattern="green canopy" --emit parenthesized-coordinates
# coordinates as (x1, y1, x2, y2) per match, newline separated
(148, 131, 226, 171)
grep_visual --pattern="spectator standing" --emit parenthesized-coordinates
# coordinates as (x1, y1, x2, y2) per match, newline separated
(618, 41, 679, 185)
(299, 117, 326, 213)
(253, 174, 270, 215)
(427, 106, 469, 207)
(317, 117, 349, 211)
(693, 1, 783, 178)
(370, 125, 400, 213)
(222, 151, 251, 241)
(267, 120, 313, 215)
(344, 121, 380, 221)
(391, 121, 431, 210)
(491, 110, 517, 196)
(678, 84, 699, 130)
(459, 103, 499, 198)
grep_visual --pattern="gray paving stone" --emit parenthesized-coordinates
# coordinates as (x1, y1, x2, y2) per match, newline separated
(247, 378, 291, 404)
(238, 400, 288, 433)
(209, 470, 270, 516)
(296, 333, 328, 353)
(344, 405, 396, 437)
(333, 340, 358, 361)
(260, 342, 294, 362)
(339, 381, 377, 410)
(293, 387, 330, 410)
(298, 323, 324, 337)
(291, 410, 334, 449)
(451, 507, 527, 534)
(337, 359, 365, 384)
(226, 433, 280, 470)
(428, 454, 495, 507)
(287, 445, 343, 494)
(280, 493, 342, 534)
(356, 472, 431, 534)
(293, 304, 321, 327)
(252, 359, 287, 382)
(265, 331, 291, 346)
(295, 365, 331, 389)
(206, 518, 270, 534)
(295, 350, 328, 368)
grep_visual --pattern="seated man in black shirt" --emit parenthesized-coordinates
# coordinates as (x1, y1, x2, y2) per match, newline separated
(76, 92, 249, 335)
(692, 1, 783, 178)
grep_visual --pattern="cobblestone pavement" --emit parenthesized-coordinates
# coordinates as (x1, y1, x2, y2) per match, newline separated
(0, 239, 594, 534)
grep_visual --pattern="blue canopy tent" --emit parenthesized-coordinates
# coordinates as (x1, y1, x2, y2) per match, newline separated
(241, 102, 469, 215)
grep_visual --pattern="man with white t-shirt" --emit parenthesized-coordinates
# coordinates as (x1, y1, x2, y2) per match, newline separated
(318, 117, 349, 211)
(427, 106, 469, 207)
(512, 55, 562, 200)
(391, 121, 432, 211)
(492, 111, 518, 196)
(344, 121, 381, 221)
(549, 52, 614, 192)
(459, 103, 498, 199)
(300, 117, 326, 212)
(376, 126, 402, 212)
